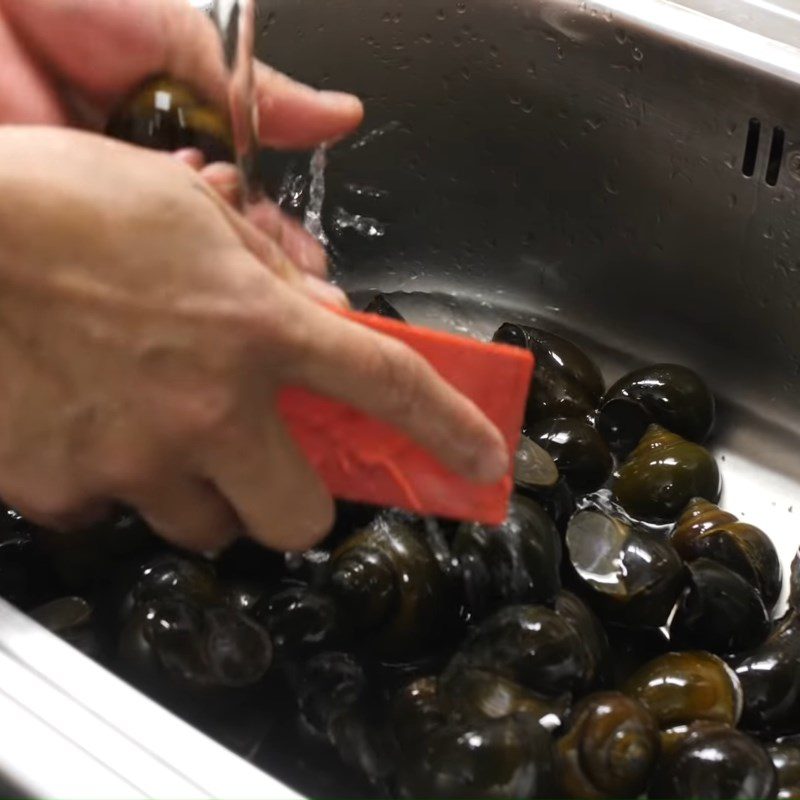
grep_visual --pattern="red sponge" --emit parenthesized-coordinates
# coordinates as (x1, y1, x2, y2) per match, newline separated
(278, 309, 533, 525)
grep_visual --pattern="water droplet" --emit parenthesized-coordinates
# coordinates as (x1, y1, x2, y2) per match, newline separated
(332, 207, 386, 239)
(521, 100, 534, 114)
(764, 226, 775, 239)
(632, 46, 643, 61)
(728, 193, 738, 208)
(726, 121, 737, 135)
(604, 176, 619, 195)
(456, 1, 467, 12)
(262, 10, 277, 31)
(452, 34, 463, 47)
(489, 44, 499, 58)
(461, 66, 471, 79)
(556, 44, 565, 59)
(382, 11, 392, 22)
(421, 32, 433, 43)
(436, 8, 446, 19)
(509, 94, 521, 106)
(527, 60, 537, 76)
(614, 27, 626, 43)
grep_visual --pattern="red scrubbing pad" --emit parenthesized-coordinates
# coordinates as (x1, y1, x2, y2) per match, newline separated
(278, 309, 533, 525)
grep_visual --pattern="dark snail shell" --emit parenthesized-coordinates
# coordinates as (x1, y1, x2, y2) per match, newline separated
(649, 723, 777, 800)
(768, 736, 800, 797)
(658, 718, 728, 759)
(126, 554, 222, 614)
(454, 495, 562, 621)
(363, 294, 406, 322)
(438, 668, 570, 733)
(735, 611, 800, 736)
(672, 498, 782, 611)
(255, 584, 346, 658)
(515, 476, 576, 535)
(492, 323, 604, 425)
(390, 676, 447, 752)
(605, 626, 671, 687)
(791, 548, 800, 611)
(0, 519, 52, 609)
(513, 435, 560, 492)
(225, 581, 266, 616)
(623, 651, 743, 730)
(441, 604, 596, 698)
(118, 598, 273, 693)
(597, 364, 714, 456)
(295, 651, 367, 738)
(107, 76, 234, 163)
(669, 558, 771, 655)
(526, 417, 613, 494)
(395, 714, 555, 800)
(555, 691, 659, 799)
(327, 512, 456, 658)
(29, 596, 98, 658)
(554, 590, 612, 690)
(613, 424, 721, 523)
(565, 510, 686, 628)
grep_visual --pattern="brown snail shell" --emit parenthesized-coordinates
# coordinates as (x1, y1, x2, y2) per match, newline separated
(672, 498, 782, 610)
(555, 691, 660, 799)
(623, 651, 743, 731)
(107, 76, 234, 163)
(613, 424, 721, 522)
(438, 667, 570, 733)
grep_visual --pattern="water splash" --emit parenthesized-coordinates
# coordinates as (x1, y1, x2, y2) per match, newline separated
(304, 145, 330, 248)
(277, 166, 307, 212)
(349, 120, 402, 150)
(331, 207, 386, 238)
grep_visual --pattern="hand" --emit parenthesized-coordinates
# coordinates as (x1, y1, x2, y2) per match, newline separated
(0, 128, 509, 552)
(0, 0, 361, 277)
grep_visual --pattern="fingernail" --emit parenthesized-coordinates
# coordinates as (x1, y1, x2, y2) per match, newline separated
(469, 438, 510, 484)
(317, 91, 364, 114)
(303, 274, 350, 308)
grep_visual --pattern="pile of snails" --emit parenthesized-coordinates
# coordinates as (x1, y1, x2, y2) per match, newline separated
(1, 291, 798, 800)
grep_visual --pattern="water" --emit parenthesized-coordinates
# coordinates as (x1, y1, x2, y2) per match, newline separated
(331, 208, 386, 238)
(304, 145, 330, 249)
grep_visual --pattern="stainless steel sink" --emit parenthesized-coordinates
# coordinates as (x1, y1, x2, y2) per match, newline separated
(3, 0, 800, 795)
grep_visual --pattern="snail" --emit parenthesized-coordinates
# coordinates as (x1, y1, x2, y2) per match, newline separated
(669, 558, 771, 655)
(613, 424, 721, 522)
(513, 435, 561, 492)
(364, 294, 406, 321)
(106, 76, 234, 163)
(390, 676, 447, 753)
(735, 611, 800, 736)
(649, 723, 777, 799)
(623, 651, 743, 731)
(118, 597, 273, 693)
(596, 364, 714, 456)
(453, 495, 562, 621)
(526, 417, 613, 493)
(438, 667, 571, 733)
(395, 713, 555, 799)
(554, 691, 659, 798)
(768, 736, 800, 799)
(554, 590, 612, 690)
(565, 510, 686, 628)
(492, 323, 604, 425)
(604, 625, 671, 687)
(326, 512, 457, 659)
(29, 596, 99, 658)
(791, 548, 800, 611)
(672, 498, 782, 610)
(255, 584, 347, 658)
(441, 604, 597, 699)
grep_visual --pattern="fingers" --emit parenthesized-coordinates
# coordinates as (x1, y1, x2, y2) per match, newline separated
(279, 298, 510, 484)
(302, 275, 350, 309)
(120, 475, 241, 554)
(178, 152, 329, 278)
(203, 415, 335, 553)
(255, 63, 364, 149)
